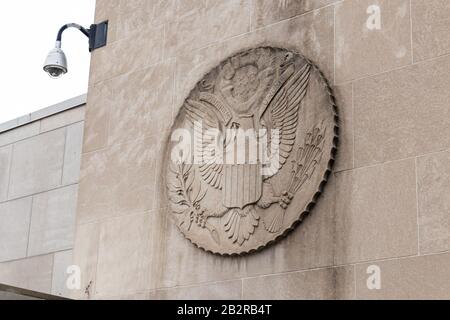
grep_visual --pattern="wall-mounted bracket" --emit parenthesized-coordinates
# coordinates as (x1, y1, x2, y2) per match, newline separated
(88, 21, 108, 52)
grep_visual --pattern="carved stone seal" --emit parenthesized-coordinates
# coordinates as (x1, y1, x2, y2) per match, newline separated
(165, 47, 338, 255)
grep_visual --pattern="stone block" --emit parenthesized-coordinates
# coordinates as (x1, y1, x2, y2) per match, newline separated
(28, 185, 78, 256)
(335, 159, 418, 264)
(8, 129, 65, 199)
(417, 150, 450, 254)
(252, 0, 336, 29)
(40, 107, 85, 133)
(335, 0, 412, 83)
(83, 80, 113, 153)
(412, 0, 450, 62)
(62, 122, 84, 185)
(0, 145, 12, 202)
(0, 198, 32, 262)
(95, 212, 155, 297)
(356, 253, 450, 299)
(242, 266, 354, 299)
(71, 222, 100, 300)
(89, 24, 164, 85)
(107, 60, 175, 146)
(354, 55, 450, 167)
(0, 121, 40, 148)
(77, 136, 158, 224)
(164, 0, 251, 58)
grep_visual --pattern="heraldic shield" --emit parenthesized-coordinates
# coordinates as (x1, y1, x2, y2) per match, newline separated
(223, 164, 263, 210)
(164, 47, 339, 255)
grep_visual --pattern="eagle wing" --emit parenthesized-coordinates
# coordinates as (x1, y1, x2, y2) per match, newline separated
(266, 62, 311, 174)
(185, 99, 224, 190)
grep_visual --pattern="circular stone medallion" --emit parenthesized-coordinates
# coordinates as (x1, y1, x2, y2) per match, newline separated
(165, 47, 338, 255)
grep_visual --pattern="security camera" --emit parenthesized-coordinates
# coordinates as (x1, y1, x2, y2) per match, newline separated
(43, 42, 68, 79)
(43, 21, 108, 79)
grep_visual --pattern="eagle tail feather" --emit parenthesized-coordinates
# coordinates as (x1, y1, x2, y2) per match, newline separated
(263, 209, 285, 234)
(224, 207, 259, 245)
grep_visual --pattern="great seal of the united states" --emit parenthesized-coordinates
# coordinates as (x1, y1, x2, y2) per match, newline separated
(164, 47, 338, 255)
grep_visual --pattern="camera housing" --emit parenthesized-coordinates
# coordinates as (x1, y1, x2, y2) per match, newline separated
(43, 46, 67, 79)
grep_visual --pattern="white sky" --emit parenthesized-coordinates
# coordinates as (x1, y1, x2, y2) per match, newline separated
(0, 0, 95, 123)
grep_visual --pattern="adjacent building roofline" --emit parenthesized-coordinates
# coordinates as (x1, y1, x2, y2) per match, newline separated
(0, 283, 69, 300)
(0, 94, 87, 134)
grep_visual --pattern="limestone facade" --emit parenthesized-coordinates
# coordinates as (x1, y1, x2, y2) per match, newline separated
(70, 0, 450, 299)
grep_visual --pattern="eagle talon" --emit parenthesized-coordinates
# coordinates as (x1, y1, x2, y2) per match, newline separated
(278, 191, 294, 209)
(192, 207, 208, 228)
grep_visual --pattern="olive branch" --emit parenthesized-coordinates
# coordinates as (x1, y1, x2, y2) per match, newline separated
(167, 162, 220, 244)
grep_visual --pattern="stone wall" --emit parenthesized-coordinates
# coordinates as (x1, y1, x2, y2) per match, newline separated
(0, 96, 85, 297)
(73, 0, 450, 299)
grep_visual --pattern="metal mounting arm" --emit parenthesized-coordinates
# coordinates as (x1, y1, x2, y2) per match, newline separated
(55, 21, 108, 52)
